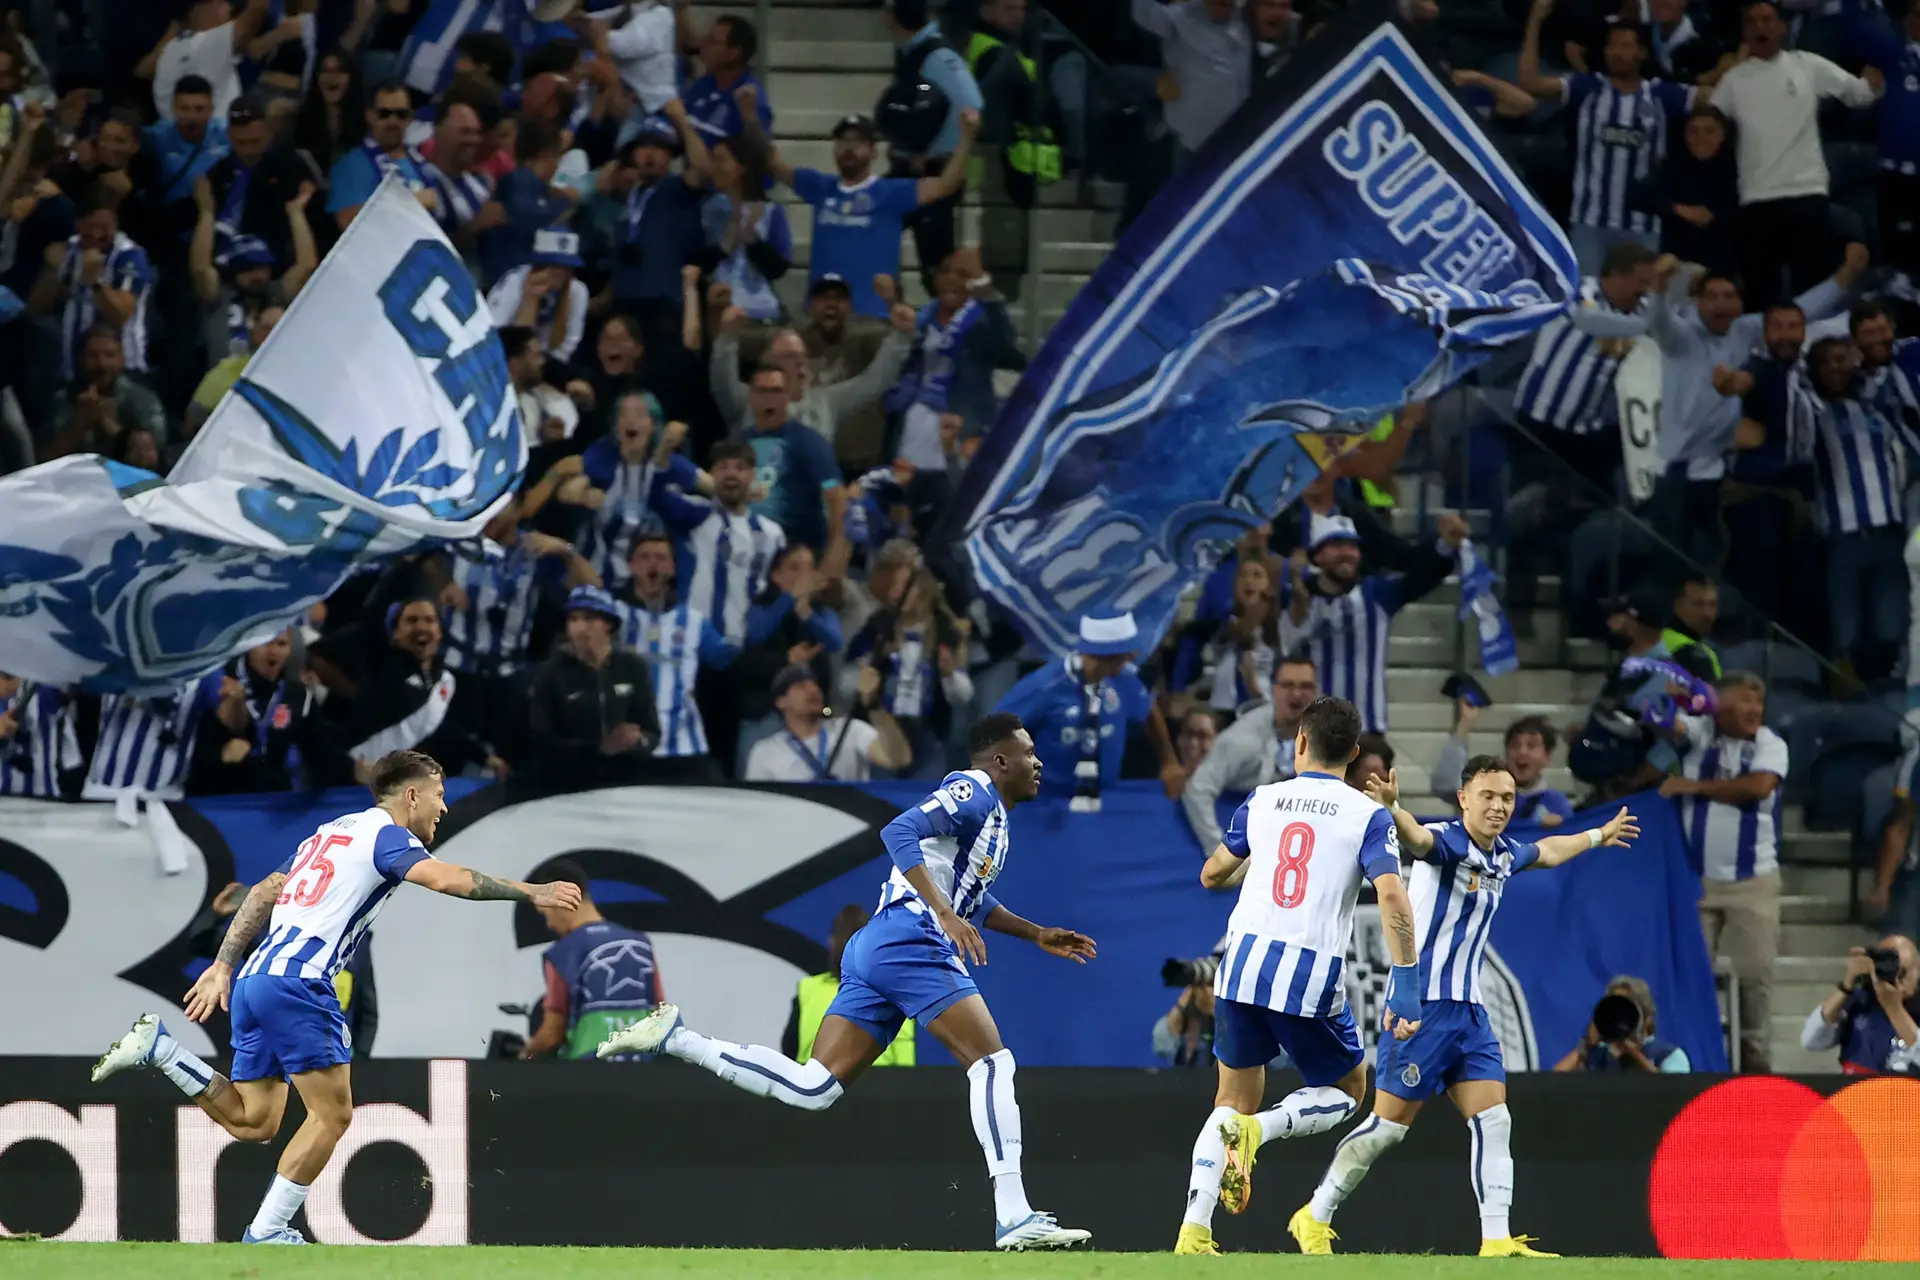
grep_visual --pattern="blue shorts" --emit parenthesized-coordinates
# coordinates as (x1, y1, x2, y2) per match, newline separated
(229, 975, 352, 1082)
(1214, 998, 1363, 1086)
(1374, 999, 1505, 1099)
(825, 905, 980, 1046)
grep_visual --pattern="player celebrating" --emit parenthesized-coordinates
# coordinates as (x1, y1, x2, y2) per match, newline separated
(1176, 695, 1425, 1256)
(1290, 756, 1638, 1257)
(597, 712, 1098, 1251)
(90, 750, 581, 1244)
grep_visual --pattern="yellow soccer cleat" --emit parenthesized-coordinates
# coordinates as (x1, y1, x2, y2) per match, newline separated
(1174, 1224, 1221, 1256)
(1480, 1235, 1560, 1257)
(1217, 1112, 1262, 1214)
(1288, 1204, 1338, 1255)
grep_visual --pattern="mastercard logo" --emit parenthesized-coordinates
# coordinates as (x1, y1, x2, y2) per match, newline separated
(1649, 1076, 1920, 1261)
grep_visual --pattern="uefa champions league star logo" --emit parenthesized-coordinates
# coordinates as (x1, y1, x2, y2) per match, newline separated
(581, 939, 658, 1003)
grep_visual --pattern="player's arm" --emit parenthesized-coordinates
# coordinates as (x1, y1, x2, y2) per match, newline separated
(1364, 768, 1437, 858)
(403, 858, 581, 909)
(978, 893, 1097, 963)
(1530, 806, 1640, 869)
(1361, 807, 1423, 1041)
(182, 871, 288, 1021)
(883, 795, 987, 965)
(1198, 796, 1255, 889)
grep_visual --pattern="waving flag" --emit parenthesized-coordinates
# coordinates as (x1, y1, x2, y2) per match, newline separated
(947, 1, 1576, 654)
(0, 177, 524, 693)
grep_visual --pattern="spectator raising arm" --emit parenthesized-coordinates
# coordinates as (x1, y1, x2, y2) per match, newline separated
(916, 108, 980, 205)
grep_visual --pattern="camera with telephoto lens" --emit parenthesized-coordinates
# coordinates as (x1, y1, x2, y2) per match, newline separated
(1856, 946, 1903, 989)
(1591, 993, 1643, 1043)
(1162, 955, 1219, 988)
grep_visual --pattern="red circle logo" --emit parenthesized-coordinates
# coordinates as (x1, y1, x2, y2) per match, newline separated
(1649, 1077, 1920, 1260)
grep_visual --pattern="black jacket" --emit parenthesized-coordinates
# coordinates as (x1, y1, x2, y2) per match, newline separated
(528, 644, 659, 783)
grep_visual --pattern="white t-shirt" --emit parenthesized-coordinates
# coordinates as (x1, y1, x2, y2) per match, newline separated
(604, 1, 679, 113)
(1709, 51, 1877, 205)
(487, 267, 590, 362)
(154, 23, 241, 122)
(745, 718, 880, 782)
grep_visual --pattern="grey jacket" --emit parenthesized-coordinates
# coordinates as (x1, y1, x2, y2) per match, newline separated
(1180, 705, 1296, 849)
(710, 329, 911, 443)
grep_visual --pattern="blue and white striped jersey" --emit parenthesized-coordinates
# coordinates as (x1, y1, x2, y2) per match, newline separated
(60, 231, 153, 380)
(1214, 772, 1401, 1017)
(619, 599, 737, 757)
(1563, 74, 1693, 232)
(576, 444, 697, 592)
(1673, 714, 1788, 881)
(0, 683, 77, 799)
(877, 770, 1010, 924)
(398, 0, 502, 96)
(1515, 277, 1654, 432)
(652, 479, 787, 645)
(443, 538, 560, 675)
(1278, 575, 1406, 733)
(1800, 382, 1920, 535)
(239, 806, 432, 984)
(426, 161, 493, 232)
(1411, 820, 1540, 1005)
(83, 674, 224, 800)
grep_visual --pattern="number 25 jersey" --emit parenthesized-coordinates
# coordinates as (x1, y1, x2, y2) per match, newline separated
(1215, 770, 1401, 1016)
(237, 807, 433, 985)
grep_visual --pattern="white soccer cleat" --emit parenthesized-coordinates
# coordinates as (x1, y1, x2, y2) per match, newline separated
(995, 1211, 1092, 1251)
(597, 1003, 682, 1058)
(242, 1227, 308, 1245)
(91, 1013, 161, 1083)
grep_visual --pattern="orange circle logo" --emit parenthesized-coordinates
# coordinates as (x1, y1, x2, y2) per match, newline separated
(1649, 1077, 1920, 1260)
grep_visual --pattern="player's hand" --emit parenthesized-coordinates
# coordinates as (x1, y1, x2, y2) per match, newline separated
(1596, 806, 1639, 848)
(1365, 766, 1400, 810)
(1384, 1012, 1421, 1041)
(183, 963, 233, 1022)
(937, 907, 987, 967)
(531, 879, 583, 912)
(1036, 927, 1096, 964)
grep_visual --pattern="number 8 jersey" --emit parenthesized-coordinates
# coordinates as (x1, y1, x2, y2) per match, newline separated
(236, 807, 433, 985)
(1214, 770, 1401, 1017)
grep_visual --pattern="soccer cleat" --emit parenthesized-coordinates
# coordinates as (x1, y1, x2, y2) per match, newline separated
(596, 1003, 681, 1059)
(1217, 1112, 1261, 1214)
(241, 1227, 308, 1245)
(1173, 1223, 1221, 1256)
(1288, 1204, 1338, 1255)
(91, 1013, 161, 1083)
(1480, 1235, 1560, 1257)
(995, 1211, 1091, 1251)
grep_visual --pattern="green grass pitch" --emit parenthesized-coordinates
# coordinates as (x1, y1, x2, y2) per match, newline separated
(0, 1245, 1910, 1279)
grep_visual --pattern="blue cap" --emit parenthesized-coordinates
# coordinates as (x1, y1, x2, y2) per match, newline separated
(217, 234, 274, 273)
(565, 585, 624, 625)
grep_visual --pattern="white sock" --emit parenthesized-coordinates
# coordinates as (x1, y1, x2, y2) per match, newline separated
(149, 1026, 213, 1098)
(248, 1173, 309, 1237)
(1182, 1105, 1237, 1230)
(662, 1026, 843, 1111)
(1254, 1085, 1356, 1144)
(1470, 1103, 1515, 1240)
(966, 1049, 1032, 1224)
(1308, 1114, 1409, 1224)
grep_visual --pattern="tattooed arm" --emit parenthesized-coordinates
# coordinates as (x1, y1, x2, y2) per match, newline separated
(404, 859, 583, 910)
(1372, 872, 1419, 967)
(183, 873, 287, 1022)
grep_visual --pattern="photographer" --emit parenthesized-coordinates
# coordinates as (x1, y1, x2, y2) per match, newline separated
(1155, 944, 1291, 1069)
(1800, 937, 1920, 1075)
(1553, 975, 1691, 1073)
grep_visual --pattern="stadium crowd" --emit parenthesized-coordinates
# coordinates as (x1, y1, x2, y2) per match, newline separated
(0, 0, 1917, 1072)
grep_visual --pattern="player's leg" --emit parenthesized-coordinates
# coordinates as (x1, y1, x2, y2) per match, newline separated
(1174, 998, 1271, 1253)
(92, 1004, 290, 1142)
(1450, 1006, 1557, 1258)
(242, 1064, 353, 1245)
(1295, 1004, 1457, 1253)
(634, 997, 881, 1108)
(924, 992, 1089, 1251)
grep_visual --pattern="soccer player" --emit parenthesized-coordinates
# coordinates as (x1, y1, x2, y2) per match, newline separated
(1175, 695, 1424, 1257)
(598, 711, 1098, 1251)
(90, 749, 581, 1244)
(1290, 757, 1639, 1257)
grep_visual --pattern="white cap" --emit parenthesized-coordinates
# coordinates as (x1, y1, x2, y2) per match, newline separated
(1077, 612, 1140, 656)
(1308, 513, 1361, 552)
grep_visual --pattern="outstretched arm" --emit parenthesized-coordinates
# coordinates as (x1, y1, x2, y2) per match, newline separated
(182, 872, 289, 1021)
(982, 897, 1097, 963)
(1365, 768, 1437, 857)
(1531, 806, 1639, 868)
(404, 858, 581, 909)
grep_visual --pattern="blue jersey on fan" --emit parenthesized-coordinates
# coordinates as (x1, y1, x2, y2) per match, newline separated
(1375, 818, 1541, 1100)
(824, 771, 1010, 1046)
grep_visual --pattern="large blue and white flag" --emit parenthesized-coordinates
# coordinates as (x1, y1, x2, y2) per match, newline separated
(948, 1, 1577, 654)
(0, 177, 524, 693)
